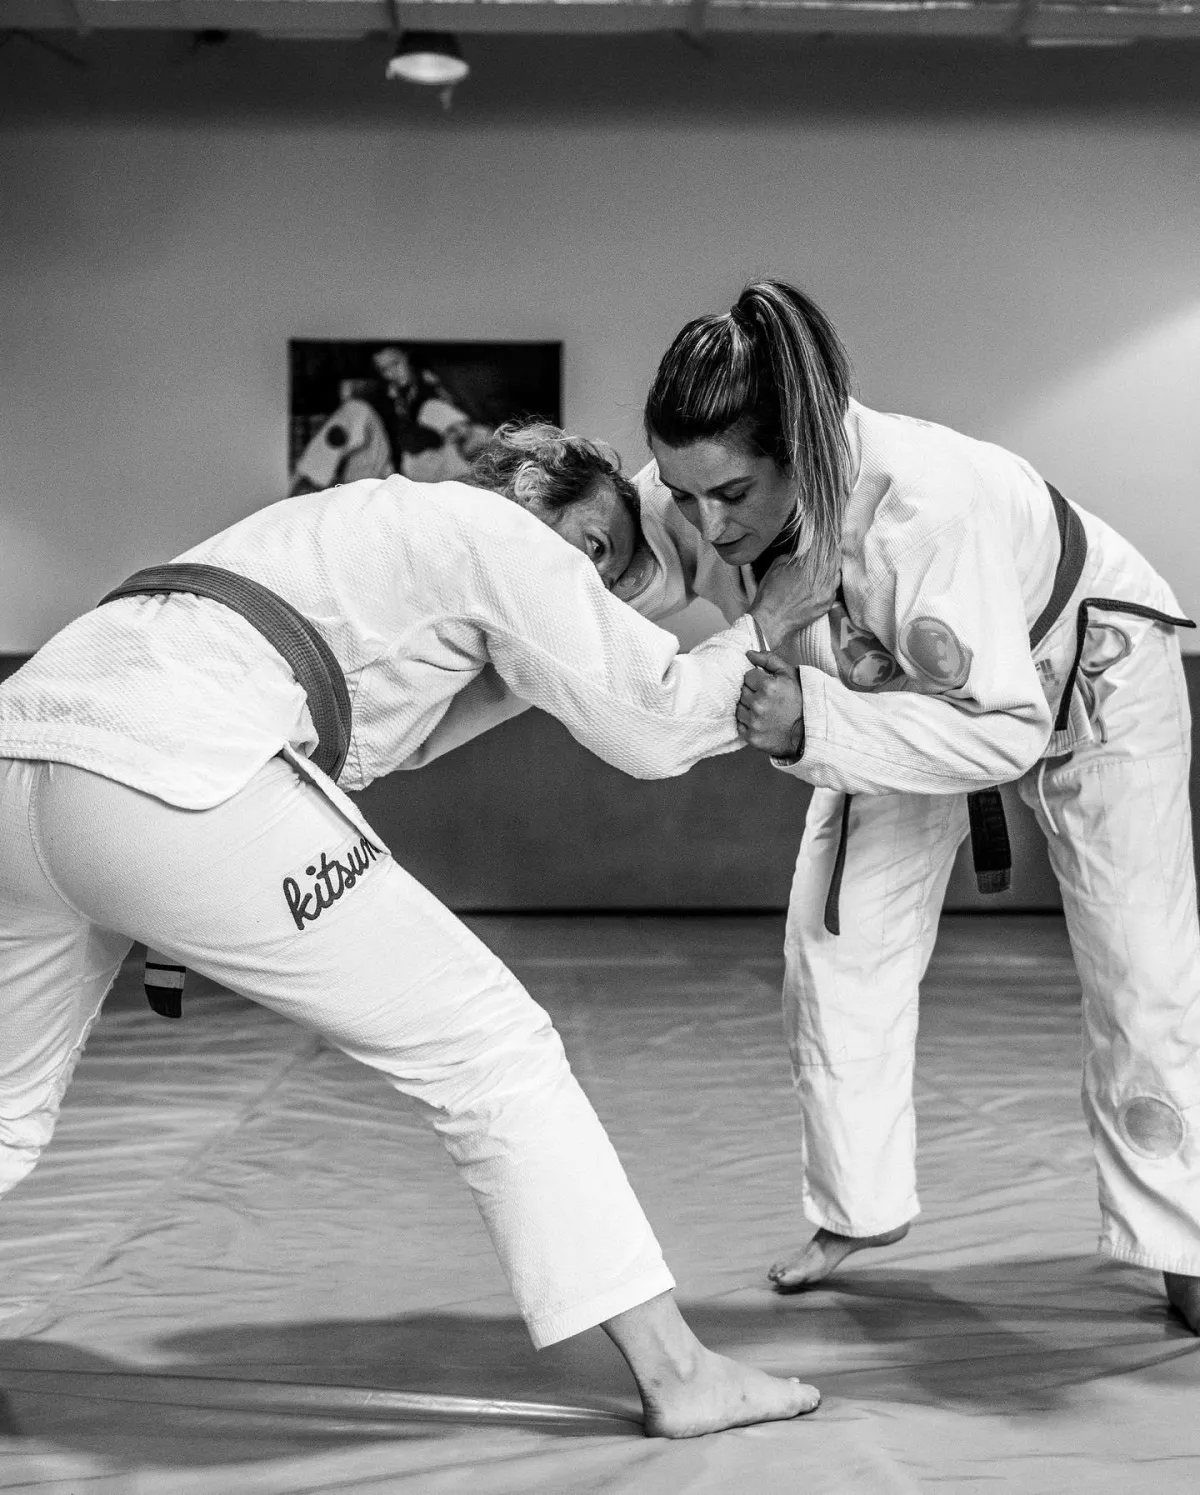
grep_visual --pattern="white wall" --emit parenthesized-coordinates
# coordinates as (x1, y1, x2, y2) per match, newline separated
(2, 39, 1199, 650)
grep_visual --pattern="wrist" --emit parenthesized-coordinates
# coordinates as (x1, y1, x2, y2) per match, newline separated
(776, 714, 805, 764)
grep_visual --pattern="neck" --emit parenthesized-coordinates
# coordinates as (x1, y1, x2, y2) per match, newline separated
(750, 528, 797, 583)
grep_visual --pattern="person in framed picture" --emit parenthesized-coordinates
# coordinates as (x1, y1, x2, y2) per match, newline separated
(290, 346, 491, 494)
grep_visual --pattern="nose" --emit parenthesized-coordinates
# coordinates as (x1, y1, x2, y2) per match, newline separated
(695, 497, 733, 545)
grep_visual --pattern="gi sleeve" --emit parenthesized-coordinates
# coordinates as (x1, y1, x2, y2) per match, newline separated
(775, 501, 1053, 795)
(391, 471, 740, 771)
(464, 515, 753, 779)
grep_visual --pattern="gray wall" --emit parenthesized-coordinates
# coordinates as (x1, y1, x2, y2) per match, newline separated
(1, 35, 1199, 651)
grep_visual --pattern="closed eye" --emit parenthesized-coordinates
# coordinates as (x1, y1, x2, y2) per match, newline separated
(668, 485, 748, 507)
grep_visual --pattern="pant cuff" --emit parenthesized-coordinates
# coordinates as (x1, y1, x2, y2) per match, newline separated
(525, 1263, 676, 1350)
(802, 1192, 919, 1239)
(1100, 1233, 1200, 1277)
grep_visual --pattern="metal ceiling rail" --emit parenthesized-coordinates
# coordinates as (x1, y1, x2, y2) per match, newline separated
(1, 0, 1196, 39)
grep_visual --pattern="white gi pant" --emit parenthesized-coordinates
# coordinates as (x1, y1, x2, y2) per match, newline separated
(785, 620, 1200, 1274)
(0, 754, 672, 1346)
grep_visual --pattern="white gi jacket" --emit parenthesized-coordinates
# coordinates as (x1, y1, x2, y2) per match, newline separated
(632, 399, 1185, 796)
(0, 477, 754, 806)
(334, 401, 1182, 795)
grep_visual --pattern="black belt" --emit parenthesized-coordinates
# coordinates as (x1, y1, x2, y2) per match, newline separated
(960, 484, 1086, 905)
(822, 484, 1194, 936)
(97, 562, 354, 1016)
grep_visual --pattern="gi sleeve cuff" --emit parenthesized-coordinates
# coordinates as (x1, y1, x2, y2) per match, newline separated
(770, 666, 827, 776)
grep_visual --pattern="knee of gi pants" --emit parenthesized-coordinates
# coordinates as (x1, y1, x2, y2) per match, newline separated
(407, 994, 577, 1159)
(783, 788, 965, 1077)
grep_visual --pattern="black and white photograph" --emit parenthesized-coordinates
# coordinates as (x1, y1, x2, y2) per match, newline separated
(288, 339, 562, 491)
(2, 8, 1199, 1493)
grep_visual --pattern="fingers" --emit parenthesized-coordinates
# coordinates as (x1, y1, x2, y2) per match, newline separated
(745, 649, 794, 677)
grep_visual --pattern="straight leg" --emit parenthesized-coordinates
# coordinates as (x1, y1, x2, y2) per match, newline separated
(769, 785, 968, 1285)
(0, 757, 132, 1195)
(1017, 621, 1200, 1290)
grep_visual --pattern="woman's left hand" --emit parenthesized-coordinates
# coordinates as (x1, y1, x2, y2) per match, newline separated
(749, 552, 839, 649)
(738, 650, 805, 759)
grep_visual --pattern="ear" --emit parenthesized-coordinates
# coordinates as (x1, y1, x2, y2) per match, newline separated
(510, 462, 544, 510)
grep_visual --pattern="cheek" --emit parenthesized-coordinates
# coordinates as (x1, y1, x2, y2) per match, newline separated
(754, 484, 794, 537)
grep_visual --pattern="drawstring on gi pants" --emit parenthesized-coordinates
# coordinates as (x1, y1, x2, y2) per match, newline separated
(1035, 758, 1058, 837)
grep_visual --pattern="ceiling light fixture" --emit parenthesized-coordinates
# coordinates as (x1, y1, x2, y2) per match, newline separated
(385, 30, 469, 86)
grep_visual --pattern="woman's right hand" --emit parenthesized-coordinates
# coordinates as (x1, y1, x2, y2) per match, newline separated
(749, 551, 840, 652)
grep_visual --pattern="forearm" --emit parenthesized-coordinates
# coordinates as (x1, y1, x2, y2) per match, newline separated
(775, 667, 1052, 795)
(489, 617, 754, 780)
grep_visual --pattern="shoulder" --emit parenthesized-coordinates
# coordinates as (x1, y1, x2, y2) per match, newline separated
(388, 475, 587, 573)
(851, 403, 994, 562)
(633, 458, 669, 514)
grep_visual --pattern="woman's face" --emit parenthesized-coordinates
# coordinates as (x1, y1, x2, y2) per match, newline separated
(650, 437, 794, 567)
(541, 477, 638, 593)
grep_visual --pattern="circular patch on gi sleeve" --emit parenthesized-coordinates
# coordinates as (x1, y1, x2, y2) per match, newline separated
(1080, 622, 1133, 677)
(899, 616, 973, 690)
(1118, 1095, 1185, 1160)
(847, 650, 904, 691)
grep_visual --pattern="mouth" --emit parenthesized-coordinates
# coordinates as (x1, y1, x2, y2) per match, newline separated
(713, 537, 748, 556)
(610, 538, 659, 603)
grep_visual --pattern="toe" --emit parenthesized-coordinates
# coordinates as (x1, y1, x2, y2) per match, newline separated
(789, 1379, 822, 1415)
(771, 1271, 816, 1295)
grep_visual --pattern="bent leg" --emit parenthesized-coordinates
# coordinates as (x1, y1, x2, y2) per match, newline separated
(0, 758, 131, 1195)
(772, 786, 967, 1285)
(1019, 623, 1200, 1311)
(32, 756, 671, 1346)
(32, 756, 820, 1430)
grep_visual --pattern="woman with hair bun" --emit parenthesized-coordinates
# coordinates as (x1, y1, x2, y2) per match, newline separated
(0, 419, 818, 1438)
(637, 278, 1200, 1331)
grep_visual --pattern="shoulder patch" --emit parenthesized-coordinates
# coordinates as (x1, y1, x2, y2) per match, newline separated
(830, 602, 905, 693)
(900, 616, 973, 690)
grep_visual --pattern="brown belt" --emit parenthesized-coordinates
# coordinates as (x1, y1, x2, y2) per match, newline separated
(96, 562, 353, 1015)
(823, 484, 1193, 936)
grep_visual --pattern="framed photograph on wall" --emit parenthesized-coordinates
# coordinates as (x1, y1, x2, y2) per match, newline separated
(288, 340, 562, 494)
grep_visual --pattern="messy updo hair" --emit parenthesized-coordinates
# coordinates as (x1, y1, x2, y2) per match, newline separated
(643, 280, 853, 576)
(470, 418, 640, 523)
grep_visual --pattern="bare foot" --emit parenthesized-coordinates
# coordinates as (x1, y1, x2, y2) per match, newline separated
(642, 1347, 820, 1439)
(768, 1223, 911, 1293)
(1164, 1272, 1200, 1333)
(601, 1290, 819, 1439)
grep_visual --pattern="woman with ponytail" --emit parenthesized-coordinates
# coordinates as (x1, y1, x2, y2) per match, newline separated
(638, 278, 1200, 1333)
